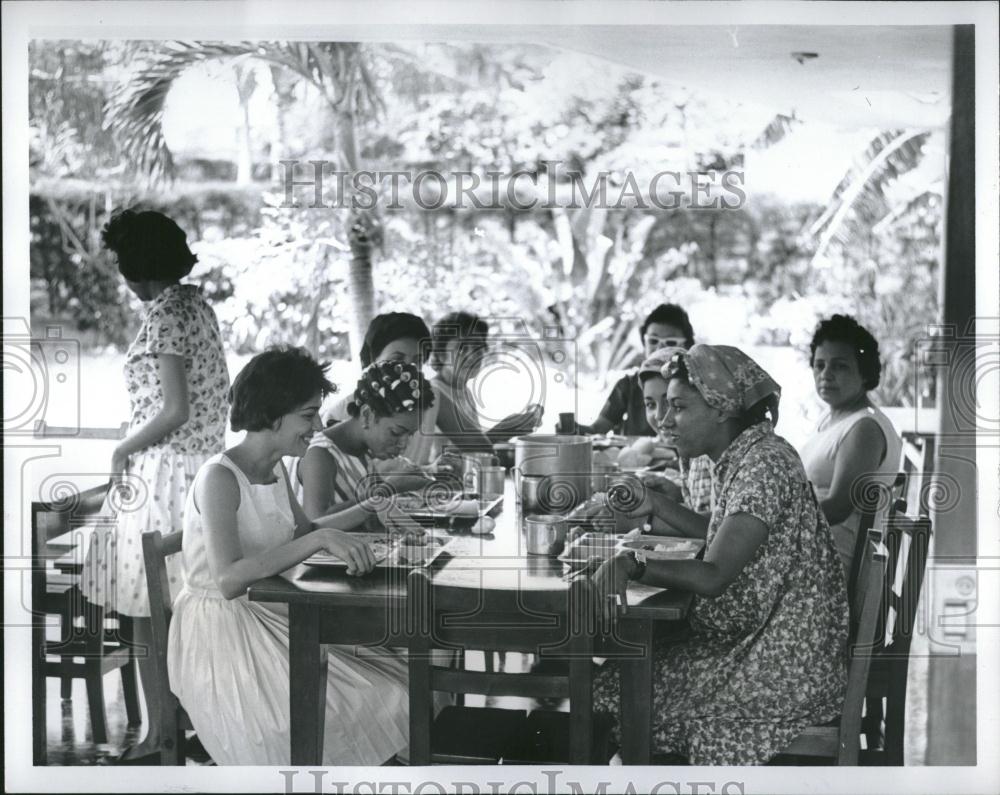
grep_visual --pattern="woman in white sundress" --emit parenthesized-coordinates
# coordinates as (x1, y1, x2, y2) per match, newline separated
(168, 347, 412, 765)
(81, 209, 229, 764)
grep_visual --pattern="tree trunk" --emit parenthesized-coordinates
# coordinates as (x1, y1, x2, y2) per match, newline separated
(234, 65, 256, 186)
(337, 107, 377, 360)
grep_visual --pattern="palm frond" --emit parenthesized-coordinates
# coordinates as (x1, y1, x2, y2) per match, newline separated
(104, 41, 381, 183)
(750, 113, 801, 150)
(804, 129, 931, 262)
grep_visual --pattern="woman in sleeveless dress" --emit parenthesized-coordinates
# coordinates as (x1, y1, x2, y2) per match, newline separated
(798, 315, 903, 577)
(80, 209, 229, 763)
(167, 347, 410, 765)
(320, 312, 441, 465)
(294, 360, 436, 522)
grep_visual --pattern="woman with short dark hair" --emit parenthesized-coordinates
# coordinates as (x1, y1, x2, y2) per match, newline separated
(81, 209, 230, 763)
(590, 345, 849, 765)
(580, 303, 695, 436)
(167, 346, 412, 765)
(799, 314, 902, 576)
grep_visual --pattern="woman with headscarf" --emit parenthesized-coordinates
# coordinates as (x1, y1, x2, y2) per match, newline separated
(590, 345, 850, 765)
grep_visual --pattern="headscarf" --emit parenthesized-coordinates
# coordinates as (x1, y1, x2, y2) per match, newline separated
(663, 344, 781, 418)
(637, 345, 687, 381)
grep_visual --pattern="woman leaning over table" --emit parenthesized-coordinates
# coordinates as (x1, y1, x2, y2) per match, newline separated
(590, 345, 850, 766)
(320, 311, 441, 465)
(292, 360, 436, 522)
(168, 347, 411, 766)
(798, 314, 902, 578)
(81, 209, 229, 764)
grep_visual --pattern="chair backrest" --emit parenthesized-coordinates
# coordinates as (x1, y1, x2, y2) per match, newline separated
(405, 569, 596, 764)
(877, 514, 933, 659)
(900, 432, 935, 517)
(838, 534, 888, 764)
(141, 531, 183, 708)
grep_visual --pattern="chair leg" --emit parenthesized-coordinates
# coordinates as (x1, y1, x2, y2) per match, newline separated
(118, 617, 142, 727)
(59, 605, 75, 700)
(161, 706, 182, 766)
(84, 660, 108, 744)
(884, 682, 907, 765)
(82, 598, 108, 744)
(861, 695, 884, 754)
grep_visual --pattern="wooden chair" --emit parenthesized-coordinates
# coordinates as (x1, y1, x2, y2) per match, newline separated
(900, 432, 936, 516)
(142, 530, 199, 765)
(779, 531, 888, 764)
(406, 568, 611, 765)
(861, 513, 933, 764)
(31, 483, 140, 762)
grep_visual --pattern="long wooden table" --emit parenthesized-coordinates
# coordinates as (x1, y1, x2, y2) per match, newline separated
(248, 476, 691, 765)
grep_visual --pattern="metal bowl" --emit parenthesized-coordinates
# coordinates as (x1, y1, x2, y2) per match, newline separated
(523, 514, 569, 556)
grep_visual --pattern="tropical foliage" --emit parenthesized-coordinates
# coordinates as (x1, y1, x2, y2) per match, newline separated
(29, 39, 944, 410)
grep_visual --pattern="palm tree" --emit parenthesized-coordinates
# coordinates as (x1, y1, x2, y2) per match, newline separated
(103, 41, 385, 356)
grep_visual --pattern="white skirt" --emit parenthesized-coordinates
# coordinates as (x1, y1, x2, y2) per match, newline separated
(168, 587, 410, 766)
(81, 448, 204, 617)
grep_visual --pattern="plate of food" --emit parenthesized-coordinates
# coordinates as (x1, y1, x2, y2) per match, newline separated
(620, 537, 704, 560)
(557, 532, 620, 569)
(394, 493, 503, 527)
(303, 531, 455, 569)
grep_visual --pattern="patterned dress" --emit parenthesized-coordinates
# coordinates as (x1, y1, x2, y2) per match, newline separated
(593, 421, 850, 765)
(82, 283, 229, 617)
(288, 428, 375, 512)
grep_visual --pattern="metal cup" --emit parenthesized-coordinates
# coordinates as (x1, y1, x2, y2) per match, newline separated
(477, 466, 506, 499)
(524, 514, 569, 556)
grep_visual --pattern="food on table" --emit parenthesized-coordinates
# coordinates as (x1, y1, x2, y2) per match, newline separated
(398, 532, 432, 565)
(470, 515, 496, 535)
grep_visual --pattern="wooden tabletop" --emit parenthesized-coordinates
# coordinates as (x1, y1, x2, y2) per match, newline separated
(249, 475, 691, 621)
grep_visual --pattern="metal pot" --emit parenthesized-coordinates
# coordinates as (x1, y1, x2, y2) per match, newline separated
(518, 473, 587, 515)
(514, 434, 592, 511)
(524, 514, 569, 556)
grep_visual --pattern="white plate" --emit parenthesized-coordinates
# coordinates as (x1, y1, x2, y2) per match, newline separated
(304, 533, 454, 569)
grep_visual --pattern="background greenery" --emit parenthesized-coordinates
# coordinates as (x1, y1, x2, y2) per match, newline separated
(29, 39, 943, 435)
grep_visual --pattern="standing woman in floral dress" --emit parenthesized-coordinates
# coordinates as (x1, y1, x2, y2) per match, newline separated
(82, 209, 230, 763)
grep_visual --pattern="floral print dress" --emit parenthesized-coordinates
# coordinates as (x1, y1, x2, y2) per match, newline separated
(82, 283, 229, 617)
(593, 421, 850, 765)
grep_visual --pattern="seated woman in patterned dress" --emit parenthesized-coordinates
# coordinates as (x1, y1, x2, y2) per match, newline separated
(590, 344, 850, 765)
(293, 360, 436, 522)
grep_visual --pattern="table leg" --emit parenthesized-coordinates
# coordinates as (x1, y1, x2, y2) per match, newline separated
(289, 604, 328, 766)
(618, 618, 653, 764)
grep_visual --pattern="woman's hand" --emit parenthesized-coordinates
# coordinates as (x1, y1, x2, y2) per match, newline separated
(110, 446, 131, 478)
(315, 528, 377, 576)
(590, 552, 635, 628)
(638, 472, 683, 503)
(607, 475, 655, 518)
